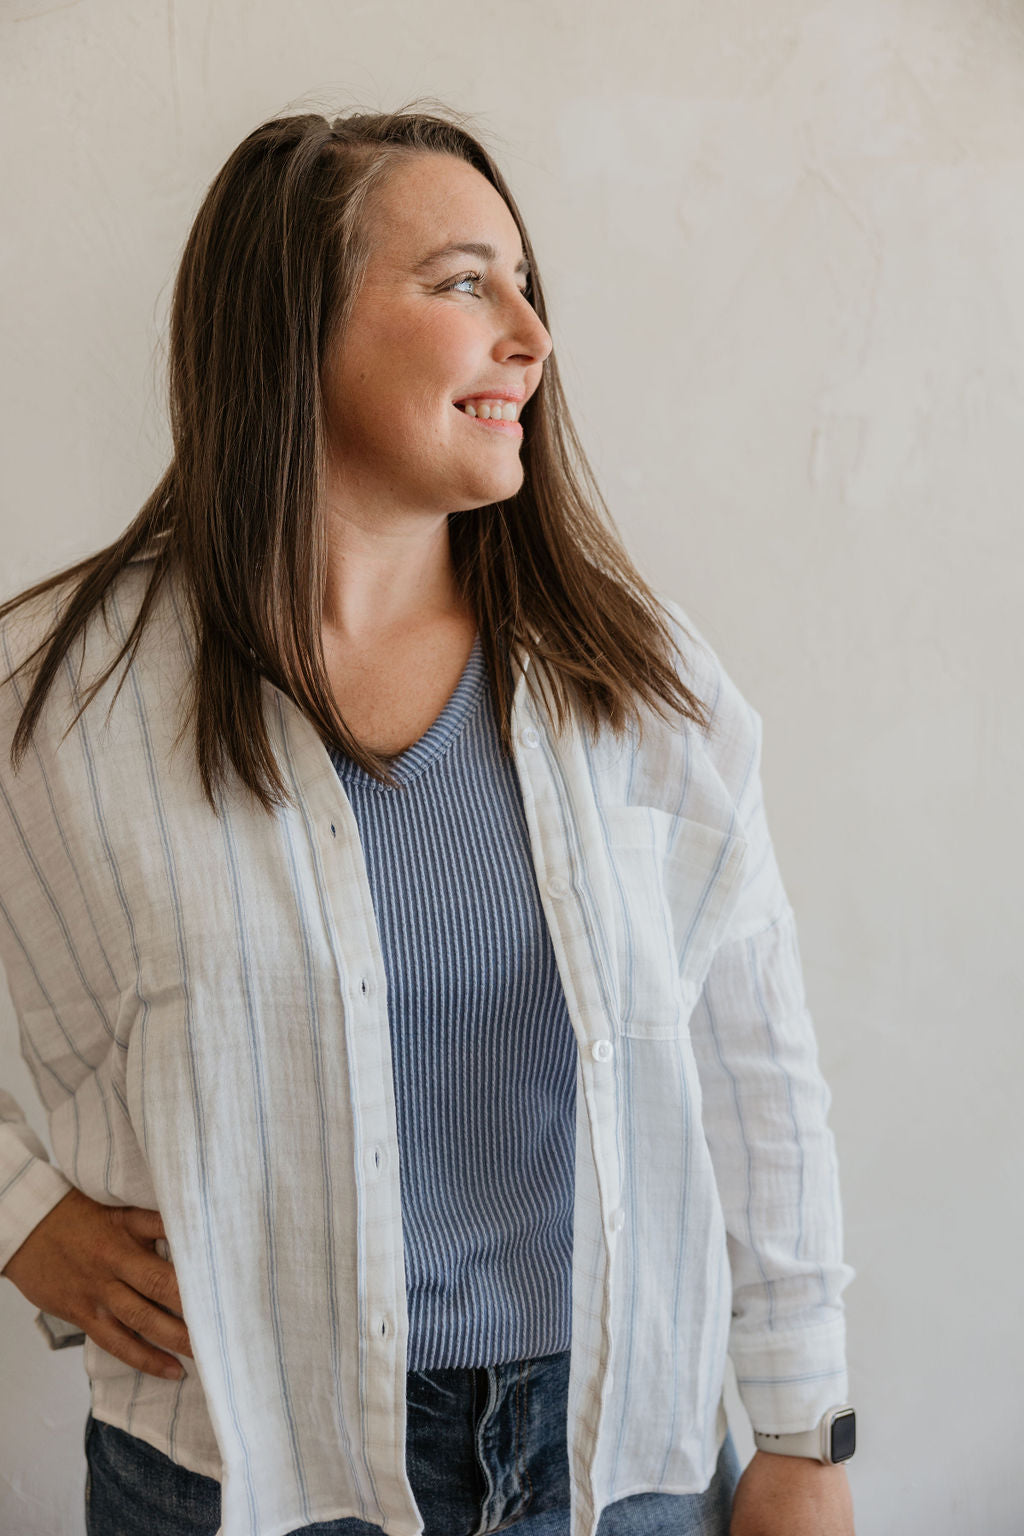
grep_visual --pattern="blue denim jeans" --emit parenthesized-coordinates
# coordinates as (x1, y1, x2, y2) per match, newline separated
(85, 1347, 740, 1535)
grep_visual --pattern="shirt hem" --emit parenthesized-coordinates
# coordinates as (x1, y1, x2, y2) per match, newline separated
(87, 1399, 223, 1483)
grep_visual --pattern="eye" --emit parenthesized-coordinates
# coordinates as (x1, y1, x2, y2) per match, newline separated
(449, 270, 484, 295)
(444, 271, 533, 303)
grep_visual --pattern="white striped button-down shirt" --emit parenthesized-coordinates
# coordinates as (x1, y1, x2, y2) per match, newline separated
(0, 552, 853, 1536)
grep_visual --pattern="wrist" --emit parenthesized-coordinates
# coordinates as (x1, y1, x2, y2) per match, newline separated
(753, 1448, 849, 1471)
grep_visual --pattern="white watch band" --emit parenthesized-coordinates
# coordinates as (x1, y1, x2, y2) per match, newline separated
(753, 1404, 855, 1464)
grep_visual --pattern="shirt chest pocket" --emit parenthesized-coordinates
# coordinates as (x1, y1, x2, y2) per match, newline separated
(603, 804, 748, 1039)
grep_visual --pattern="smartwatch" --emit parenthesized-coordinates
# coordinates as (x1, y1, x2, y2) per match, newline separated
(753, 1405, 856, 1465)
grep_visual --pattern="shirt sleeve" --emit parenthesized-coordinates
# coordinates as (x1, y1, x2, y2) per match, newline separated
(686, 637, 855, 1435)
(0, 1090, 75, 1277)
(0, 598, 78, 1279)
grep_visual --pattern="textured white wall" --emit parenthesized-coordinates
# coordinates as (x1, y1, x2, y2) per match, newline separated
(2, 1, 1021, 1531)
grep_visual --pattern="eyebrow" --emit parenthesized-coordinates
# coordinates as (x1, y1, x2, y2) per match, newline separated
(413, 241, 531, 277)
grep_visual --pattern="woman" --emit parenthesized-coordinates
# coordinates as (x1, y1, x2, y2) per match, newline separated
(0, 106, 855, 1536)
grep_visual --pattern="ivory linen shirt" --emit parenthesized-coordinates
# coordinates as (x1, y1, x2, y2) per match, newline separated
(0, 549, 853, 1536)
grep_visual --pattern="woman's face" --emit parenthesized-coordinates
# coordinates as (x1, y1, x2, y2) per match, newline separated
(320, 153, 552, 526)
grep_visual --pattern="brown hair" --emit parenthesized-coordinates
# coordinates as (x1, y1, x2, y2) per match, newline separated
(0, 99, 712, 816)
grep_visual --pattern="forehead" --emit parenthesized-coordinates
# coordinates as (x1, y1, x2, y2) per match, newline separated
(366, 153, 522, 263)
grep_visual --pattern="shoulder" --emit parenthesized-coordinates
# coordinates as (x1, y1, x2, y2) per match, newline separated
(650, 590, 764, 787)
(0, 554, 185, 746)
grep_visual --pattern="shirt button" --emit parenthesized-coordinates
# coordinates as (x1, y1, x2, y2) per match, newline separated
(521, 726, 540, 749)
(591, 1039, 613, 1062)
(609, 1207, 626, 1232)
(546, 876, 570, 898)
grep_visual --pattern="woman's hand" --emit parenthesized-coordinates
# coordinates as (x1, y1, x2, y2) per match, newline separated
(730, 1450, 855, 1536)
(1, 1186, 192, 1380)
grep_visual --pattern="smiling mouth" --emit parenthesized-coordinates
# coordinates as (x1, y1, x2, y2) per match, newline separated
(453, 404, 523, 436)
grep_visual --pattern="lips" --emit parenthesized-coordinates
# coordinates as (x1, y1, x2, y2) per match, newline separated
(453, 390, 527, 405)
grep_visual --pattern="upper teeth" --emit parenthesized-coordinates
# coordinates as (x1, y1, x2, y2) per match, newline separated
(461, 400, 519, 420)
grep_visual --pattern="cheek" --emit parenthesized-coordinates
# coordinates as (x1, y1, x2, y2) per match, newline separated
(325, 305, 479, 444)
(412, 307, 480, 375)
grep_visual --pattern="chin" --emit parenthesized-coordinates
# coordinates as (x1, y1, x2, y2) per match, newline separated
(489, 461, 527, 497)
(453, 469, 524, 507)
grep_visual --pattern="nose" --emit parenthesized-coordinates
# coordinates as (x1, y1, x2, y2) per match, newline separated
(522, 308, 553, 365)
(499, 292, 552, 369)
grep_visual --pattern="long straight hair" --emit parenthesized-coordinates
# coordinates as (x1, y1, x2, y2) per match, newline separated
(0, 101, 712, 816)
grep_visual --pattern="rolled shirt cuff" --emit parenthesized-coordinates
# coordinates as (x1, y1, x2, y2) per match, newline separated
(730, 1316, 850, 1434)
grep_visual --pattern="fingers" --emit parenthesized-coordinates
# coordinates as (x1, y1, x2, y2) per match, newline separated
(11, 1195, 194, 1381)
(116, 1209, 187, 1328)
(118, 1205, 167, 1243)
(157, 1259, 185, 1323)
(104, 1278, 192, 1363)
(2, 1193, 193, 1382)
(88, 1307, 187, 1381)
(108, 1207, 191, 1357)
(135, 1253, 186, 1323)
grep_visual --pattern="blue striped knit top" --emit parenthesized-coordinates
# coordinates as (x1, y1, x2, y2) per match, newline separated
(326, 632, 577, 1371)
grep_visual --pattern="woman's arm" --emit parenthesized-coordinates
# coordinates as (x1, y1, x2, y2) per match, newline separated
(683, 642, 855, 1437)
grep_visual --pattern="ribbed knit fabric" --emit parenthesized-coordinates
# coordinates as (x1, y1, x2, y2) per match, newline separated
(327, 634, 577, 1371)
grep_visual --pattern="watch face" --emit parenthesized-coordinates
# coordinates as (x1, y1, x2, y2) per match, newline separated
(830, 1410, 856, 1463)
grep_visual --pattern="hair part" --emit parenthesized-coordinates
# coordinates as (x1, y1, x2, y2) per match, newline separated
(0, 98, 712, 816)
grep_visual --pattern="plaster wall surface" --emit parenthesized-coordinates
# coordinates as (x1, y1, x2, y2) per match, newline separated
(1, 1, 1020, 1531)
